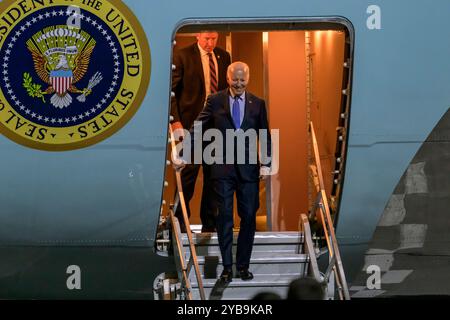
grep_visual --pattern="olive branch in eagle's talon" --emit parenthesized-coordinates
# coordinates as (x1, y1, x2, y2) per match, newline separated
(23, 72, 46, 103)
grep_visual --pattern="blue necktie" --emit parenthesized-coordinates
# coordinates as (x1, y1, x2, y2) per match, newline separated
(232, 96, 241, 128)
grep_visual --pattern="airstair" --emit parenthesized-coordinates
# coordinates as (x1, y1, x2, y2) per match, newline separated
(154, 122, 350, 300)
(181, 229, 310, 300)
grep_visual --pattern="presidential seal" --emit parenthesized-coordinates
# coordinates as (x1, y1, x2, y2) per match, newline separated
(0, 0, 150, 151)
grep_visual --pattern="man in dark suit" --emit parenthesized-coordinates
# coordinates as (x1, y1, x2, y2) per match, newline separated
(190, 62, 272, 282)
(171, 32, 231, 232)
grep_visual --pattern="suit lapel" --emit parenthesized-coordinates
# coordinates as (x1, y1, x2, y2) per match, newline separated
(214, 48, 226, 88)
(240, 92, 252, 130)
(213, 48, 220, 63)
(223, 91, 236, 129)
(193, 44, 205, 87)
(213, 48, 223, 71)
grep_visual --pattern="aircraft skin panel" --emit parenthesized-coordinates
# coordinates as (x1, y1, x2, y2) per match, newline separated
(0, 246, 174, 299)
(348, 109, 450, 297)
(0, 142, 166, 245)
(0, 0, 447, 246)
(334, 0, 450, 280)
(0, 0, 169, 246)
(126, 0, 450, 250)
(0, 0, 448, 298)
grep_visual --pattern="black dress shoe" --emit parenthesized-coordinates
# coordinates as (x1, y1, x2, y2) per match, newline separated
(201, 226, 216, 233)
(219, 268, 233, 283)
(238, 269, 254, 281)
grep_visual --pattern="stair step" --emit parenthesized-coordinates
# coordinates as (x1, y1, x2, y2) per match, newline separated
(192, 252, 308, 264)
(187, 253, 308, 278)
(190, 274, 298, 300)
(175, 231, 310, 300)
(132, 284, 291, 300)
(191, 286, 289, 300)
(192, 246, 301, 255)
(191, 274, 299, 288)
(181, 232, 304, 246)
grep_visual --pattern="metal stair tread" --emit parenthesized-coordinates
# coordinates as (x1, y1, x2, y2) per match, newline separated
(193, 248, 299, 254)
(182, 231, 304, 246)
(190, 274, 300, 288)
(192, 252, 308, 264)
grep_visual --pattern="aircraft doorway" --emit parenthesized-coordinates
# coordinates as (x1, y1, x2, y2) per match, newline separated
(163, 20, 352, 233)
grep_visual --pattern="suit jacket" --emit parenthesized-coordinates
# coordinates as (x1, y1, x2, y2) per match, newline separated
(171, 43, 231, 130)
(190, 90, 272, 182)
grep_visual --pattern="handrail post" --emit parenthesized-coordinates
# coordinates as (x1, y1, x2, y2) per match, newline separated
(300, 214, 321, 282)
(169, 210, 193, 300)
(168, 125, 206, 300)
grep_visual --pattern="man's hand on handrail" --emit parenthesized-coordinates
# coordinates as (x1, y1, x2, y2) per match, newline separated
(170, 122, 185, 141)
(259, 166, 271, 180)
(171, 150, 187, 171)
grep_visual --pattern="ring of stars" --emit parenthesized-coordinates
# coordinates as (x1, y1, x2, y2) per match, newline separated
(0, 8, 123, 127)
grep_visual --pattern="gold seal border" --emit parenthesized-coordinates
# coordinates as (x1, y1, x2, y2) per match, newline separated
(0, 0, 151, 151)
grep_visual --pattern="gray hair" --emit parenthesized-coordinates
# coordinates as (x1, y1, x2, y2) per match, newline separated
(227, 61, 250, 78)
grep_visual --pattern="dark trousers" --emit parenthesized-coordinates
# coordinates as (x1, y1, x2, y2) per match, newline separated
(213, 169, 259, 270)
(175, 164, 216, 230)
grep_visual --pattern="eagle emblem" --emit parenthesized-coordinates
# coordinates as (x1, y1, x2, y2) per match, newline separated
(24, 26, 102, 109)
(0, 1, 150, 151)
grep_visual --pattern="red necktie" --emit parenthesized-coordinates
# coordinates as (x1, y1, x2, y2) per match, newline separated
(208, 53, 218, 93)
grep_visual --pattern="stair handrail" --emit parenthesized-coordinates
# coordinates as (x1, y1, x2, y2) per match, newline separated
(309, 121, 350, 300)
(168, 125, 206, 300)
(169, 209, 193, 300)
(299, 213, 321, 281)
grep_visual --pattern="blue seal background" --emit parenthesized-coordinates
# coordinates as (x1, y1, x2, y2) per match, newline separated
(0, 6, 124, 128)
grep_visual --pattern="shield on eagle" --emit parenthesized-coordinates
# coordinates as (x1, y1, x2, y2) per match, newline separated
(49, 69, 74, 96)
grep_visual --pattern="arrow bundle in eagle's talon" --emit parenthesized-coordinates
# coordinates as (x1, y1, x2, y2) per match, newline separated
(77, 72, 103, 103)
